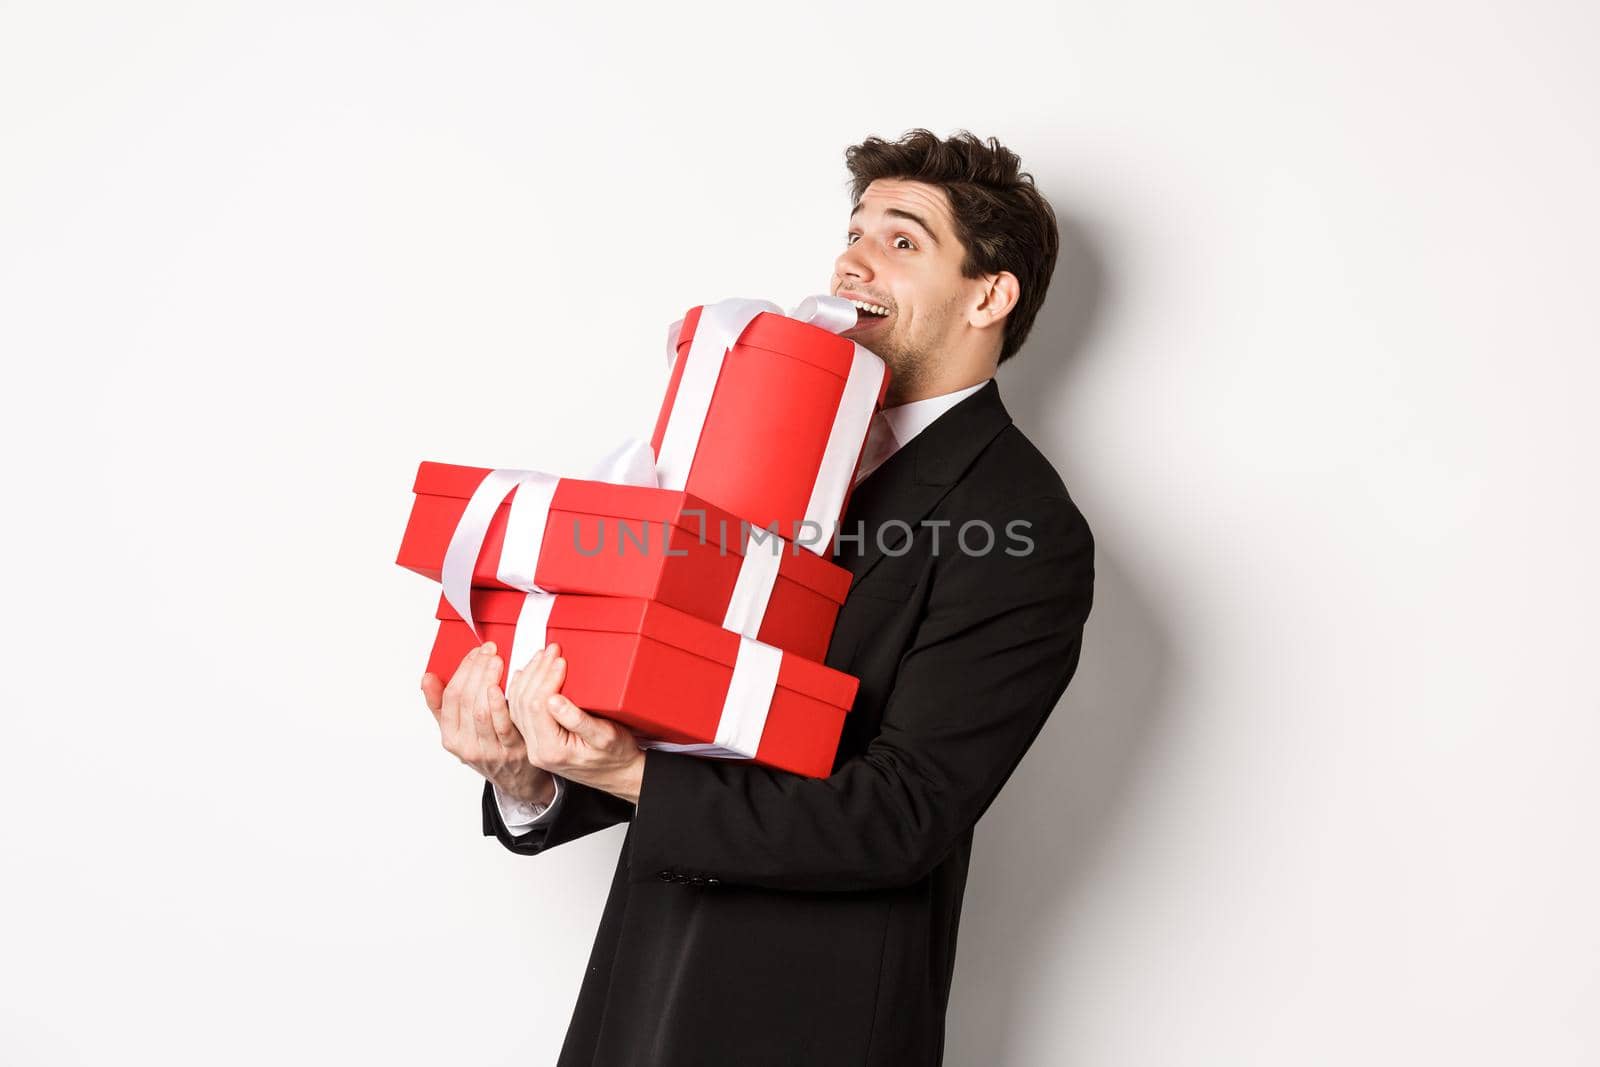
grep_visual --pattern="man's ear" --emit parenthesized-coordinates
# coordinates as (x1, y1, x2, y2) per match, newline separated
(973, 271, 1021, 328)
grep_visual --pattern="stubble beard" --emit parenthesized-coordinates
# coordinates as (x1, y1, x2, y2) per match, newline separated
(878, 298, 958, 404)
(881, 341, 934, 405)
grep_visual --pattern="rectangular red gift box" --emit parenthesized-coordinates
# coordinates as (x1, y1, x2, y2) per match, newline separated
(396, 461, 851, 662)
(651, 304, 889, 550)
(429, 590, 859, 778)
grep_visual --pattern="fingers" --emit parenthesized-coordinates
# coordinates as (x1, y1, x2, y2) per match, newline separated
(478, 655, 520, 751)
(509, 643, 557, 721)
(440, 648, 477, 739)
(530, 652, 570, 760)
(524, 649, 568, 745)
(442, 643, 497, 756)
(488, 680, 520, 748)
(546, 693, 596, 747)
(524, 645, 564, 709)
(540, 650, 567, 703)
(555, 697, 638, 758)
(510, 646, 550, 751)
(421, 673, 444, 722)
(507, 644, 547, 711)
(506, 647, 535, 730)
(469, 644, 505, 750)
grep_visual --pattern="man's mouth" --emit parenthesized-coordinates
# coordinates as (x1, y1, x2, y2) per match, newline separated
(842, 297, 892, 331)
(847, 311, 890, 332)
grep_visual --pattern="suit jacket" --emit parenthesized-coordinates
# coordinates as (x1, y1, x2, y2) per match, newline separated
(482, 378, 1095, 1066)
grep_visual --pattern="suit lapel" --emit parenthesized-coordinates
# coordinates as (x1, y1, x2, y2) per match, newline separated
(833, 379, 1012, 591)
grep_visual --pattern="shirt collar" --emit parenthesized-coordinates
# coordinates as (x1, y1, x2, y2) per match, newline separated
(880, 379, 992, 449)
(852, 378, 994, 489)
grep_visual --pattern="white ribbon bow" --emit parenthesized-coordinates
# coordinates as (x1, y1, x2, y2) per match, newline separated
(658, 295, 885, 554)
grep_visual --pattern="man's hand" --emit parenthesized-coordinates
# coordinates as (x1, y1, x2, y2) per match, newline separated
(422, 642, 555, 808)
(506, 642, 647, 805)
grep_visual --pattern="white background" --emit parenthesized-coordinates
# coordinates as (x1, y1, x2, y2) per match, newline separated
(3, 2, 1596, 1064)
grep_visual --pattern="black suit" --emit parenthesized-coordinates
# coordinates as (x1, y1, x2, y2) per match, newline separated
(482, 379, 1095, 1066)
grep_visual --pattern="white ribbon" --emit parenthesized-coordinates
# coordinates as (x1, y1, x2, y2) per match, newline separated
(659, 295, 887, 555)
(721, 523, 782, 636)
(440, 467, 551, 637)
(496, 470, 560, 592)
(442, 439, 787, 644)
(506, 592, 782, 762)
(802, 340, 887, 549)
(656, 299, 783, 492)
(441, 439, 658, 638)
(508, 590, 559, 679)
(662, 294, 858, 373)
(788, 293, 859, 335)
(636, 635, 783, 760)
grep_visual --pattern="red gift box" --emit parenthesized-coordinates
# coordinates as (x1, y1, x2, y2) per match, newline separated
(651, 302, 889, 553)
(396, 461, 851, 662)
(429, 590, 859, 778)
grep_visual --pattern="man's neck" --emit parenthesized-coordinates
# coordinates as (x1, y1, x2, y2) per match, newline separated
(887, 371, 994, 408)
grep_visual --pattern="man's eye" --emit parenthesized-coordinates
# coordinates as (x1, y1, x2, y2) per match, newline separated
(844, 232, 914, 250)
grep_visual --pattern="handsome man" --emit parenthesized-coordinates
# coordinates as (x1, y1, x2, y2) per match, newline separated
(423, 128, 1095, 1065)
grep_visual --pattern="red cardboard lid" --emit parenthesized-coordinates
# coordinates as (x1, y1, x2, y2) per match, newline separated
(411, 462, 850, 604)
(435, 591, 858, 709)
(414, 462, 722, 533)
(676, 304, 860, 381)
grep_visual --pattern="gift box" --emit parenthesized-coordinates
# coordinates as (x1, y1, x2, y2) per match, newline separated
(650, 299, 889, 555)
(429, 590, 859, 778)
(397, 461, 851, 662)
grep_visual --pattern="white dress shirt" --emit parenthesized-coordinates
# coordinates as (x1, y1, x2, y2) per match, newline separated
(491, 377, 994, 835)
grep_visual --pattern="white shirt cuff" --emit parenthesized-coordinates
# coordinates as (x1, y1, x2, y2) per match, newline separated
(493, 778, 562, 832)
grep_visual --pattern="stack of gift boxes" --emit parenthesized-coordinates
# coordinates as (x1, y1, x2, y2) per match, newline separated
(395, 297, 889, 778)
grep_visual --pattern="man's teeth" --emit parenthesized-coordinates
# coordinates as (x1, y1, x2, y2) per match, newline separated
(849, 299, 890, 317)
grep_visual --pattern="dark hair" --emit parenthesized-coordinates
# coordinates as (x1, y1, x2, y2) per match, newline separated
(844, 129, 1058, 364)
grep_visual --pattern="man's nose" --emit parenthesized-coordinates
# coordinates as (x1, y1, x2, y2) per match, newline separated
(833, 243, 873, 289)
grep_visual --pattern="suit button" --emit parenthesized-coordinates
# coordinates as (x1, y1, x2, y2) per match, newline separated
(657, 870, 673, 882)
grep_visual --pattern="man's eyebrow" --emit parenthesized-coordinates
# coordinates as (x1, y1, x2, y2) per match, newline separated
(849, 203, 941, 246)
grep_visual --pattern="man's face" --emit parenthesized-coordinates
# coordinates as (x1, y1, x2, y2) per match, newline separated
(831, 178, 974, 401)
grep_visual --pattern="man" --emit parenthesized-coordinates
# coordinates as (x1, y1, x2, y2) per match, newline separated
(422, 128, 1095, 1066)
